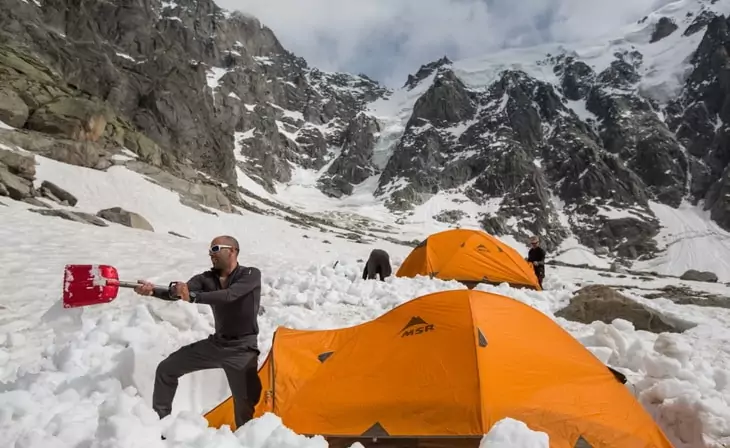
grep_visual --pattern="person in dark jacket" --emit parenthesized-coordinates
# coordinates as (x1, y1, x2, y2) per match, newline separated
(362, 248, 392, 281)
(525, 235, 546, 288)
(134, 235, 262, 432)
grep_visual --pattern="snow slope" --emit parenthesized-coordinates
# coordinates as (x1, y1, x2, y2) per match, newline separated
(1, 149, 730, 447)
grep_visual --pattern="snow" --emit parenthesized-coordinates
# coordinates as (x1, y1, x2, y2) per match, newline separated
(115, 52, 136, 62)
(206, 67, 230, 90)
(632, 201, 730, 281)
(479, 418, 549, 448)
(0, 119, 15, 130)
(1, 144, 730, 448)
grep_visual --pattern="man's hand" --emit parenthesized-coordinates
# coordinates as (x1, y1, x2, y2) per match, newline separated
(134, 280, 155, 296)
(172, 282, 190, 301)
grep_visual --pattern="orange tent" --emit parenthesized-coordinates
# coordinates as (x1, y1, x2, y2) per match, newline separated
(204, 289, 673, 448)
(396, 228, 542, 290)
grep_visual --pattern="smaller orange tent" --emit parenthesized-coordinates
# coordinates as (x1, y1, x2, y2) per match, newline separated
(204, 289, 673, 448)
(396, 228, 542, 290)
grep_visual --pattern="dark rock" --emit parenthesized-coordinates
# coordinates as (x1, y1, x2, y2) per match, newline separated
(318, 113, 381, 197)
(679, 269, 718, 283)
(644, 285, 729, 308)
(0, 129, 109, 169)
(29, 207, 109, 226)
(650, 17, 678, 43)
(666, 15, 730, 226)
(586, 59, 687, 207)
(683, 10, 717, 36)
(39, 180, 77, 206)
(96, 207, 154, 231)
(406, 69, 476, 128)
(26, 97, 110, 142)
(0, 147, 35, 180)
(0, 87, 28, 127)
(555, 285, 696, 333)
(124, 161, 233, 213)
(433, 209, 466, 224)
(23, 197, 50, 208)
(554, 56, 596, 101)
(0, 165, 34, 200)
(403, 56, 452, 90)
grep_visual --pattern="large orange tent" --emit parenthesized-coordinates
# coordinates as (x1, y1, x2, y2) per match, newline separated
(204, 289, 673, 448)
(395, 228, 542, 290)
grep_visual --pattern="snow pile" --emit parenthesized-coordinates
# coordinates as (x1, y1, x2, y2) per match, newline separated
(479, 418, 549, 448)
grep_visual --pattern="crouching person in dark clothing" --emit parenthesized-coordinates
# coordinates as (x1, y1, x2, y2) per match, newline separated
(134, 235, 262, 432)
(526, 235, 546, 289)
(362, 248, 392, 281)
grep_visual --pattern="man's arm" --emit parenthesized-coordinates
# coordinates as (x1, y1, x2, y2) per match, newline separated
(151, 273, 205, 300)
(526, 249, 536, 262)
(193, 267, 261, 305)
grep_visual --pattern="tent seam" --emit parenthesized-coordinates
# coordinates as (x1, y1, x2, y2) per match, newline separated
(466, 291, 486, 433)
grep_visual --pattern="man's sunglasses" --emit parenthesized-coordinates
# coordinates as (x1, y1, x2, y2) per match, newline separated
(209, 244, 236, 253)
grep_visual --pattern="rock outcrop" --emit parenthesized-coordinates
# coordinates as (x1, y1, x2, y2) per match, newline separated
(556, 285, 696, 333)
(97, 207, 154, 231)
(0, 0, 387, 207)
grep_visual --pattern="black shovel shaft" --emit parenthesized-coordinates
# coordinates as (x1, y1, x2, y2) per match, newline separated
(111, 280, 177, 300)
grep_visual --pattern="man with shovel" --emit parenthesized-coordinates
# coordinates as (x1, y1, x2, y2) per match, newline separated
(134, 235, 263, 432)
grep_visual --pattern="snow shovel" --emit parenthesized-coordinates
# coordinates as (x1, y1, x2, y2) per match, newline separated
(62, 264, 179, 308)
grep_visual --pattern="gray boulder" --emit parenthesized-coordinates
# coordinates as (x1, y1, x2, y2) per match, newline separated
(96, 207, 154, 231)
(0, 147, 36, 201)
(39, 180, 77, 206)
(555, 285, 696, 333)
(679, 269, 718, 283)
(0, 87, 28, 127)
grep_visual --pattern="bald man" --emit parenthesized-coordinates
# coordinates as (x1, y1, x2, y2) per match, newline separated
(134, 235, 262, 432)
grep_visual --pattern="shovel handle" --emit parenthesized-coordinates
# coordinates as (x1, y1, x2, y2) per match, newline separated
(108, 279, 177, 299)
(115, 280, 147, 288)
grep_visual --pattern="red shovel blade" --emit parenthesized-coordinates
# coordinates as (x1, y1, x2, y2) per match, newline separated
(63, 264, 122, 308)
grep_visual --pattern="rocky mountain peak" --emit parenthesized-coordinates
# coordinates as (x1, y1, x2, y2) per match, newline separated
(406, 67, 476, 129)
(553, 56, 596, 101)
(403, 56, 453, 90)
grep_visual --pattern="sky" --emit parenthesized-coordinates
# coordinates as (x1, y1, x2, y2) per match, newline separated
(217, 0, 674, 87)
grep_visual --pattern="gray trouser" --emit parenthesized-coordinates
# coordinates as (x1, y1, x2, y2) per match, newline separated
(153, 334, 262, 428)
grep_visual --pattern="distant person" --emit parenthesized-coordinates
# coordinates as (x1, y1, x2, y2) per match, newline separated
(134, 235, 262, 434)
(362, 248, 392, 281)
(526, 235, 546, 289)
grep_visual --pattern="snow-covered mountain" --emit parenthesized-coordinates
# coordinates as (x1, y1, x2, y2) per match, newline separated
(357, 0, 730, 268)
(0, 0, 729, 277)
